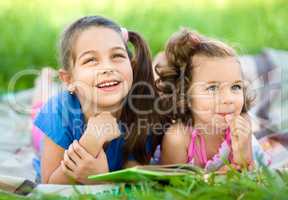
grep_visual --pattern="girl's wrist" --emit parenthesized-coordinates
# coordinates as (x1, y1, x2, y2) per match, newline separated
(84, 127, 108, 143)
(79, 131, 106, 156)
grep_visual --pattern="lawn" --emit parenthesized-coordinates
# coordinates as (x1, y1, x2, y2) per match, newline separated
(0, 167, 288, 199)
(0, 0, 287, 92)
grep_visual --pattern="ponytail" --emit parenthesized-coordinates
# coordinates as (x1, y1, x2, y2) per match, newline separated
(166, 29, 202, 70)
(121, 31, 162, 165)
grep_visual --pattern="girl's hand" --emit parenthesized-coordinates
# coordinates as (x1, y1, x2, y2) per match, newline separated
(61, 140, 109, 184)
(226, 114, 253, 167)
(80, 112, 121, 156)
(85, 112, 121, 142)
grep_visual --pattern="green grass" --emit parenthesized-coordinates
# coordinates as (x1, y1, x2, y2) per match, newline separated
(0, 0, 287, 92)
(1, 167, 288, 199)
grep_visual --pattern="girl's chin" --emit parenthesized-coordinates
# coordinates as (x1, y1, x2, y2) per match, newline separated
(92, 96, 125, 109)
(205, 120, 229, 132)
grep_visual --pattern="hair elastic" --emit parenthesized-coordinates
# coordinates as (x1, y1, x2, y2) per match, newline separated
(121, 27, 129, 43)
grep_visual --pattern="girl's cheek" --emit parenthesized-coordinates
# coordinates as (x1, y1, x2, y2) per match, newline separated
(235, 94, 244, 114)
(121, 65, 133, 83)
(238, 101, 244, 114)
(203, 97, 216, 114)
(197, 101, 214, 116)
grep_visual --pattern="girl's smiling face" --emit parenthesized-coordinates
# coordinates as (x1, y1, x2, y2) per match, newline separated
(188, 55, 244, 131)
(70, 27, 133, 111)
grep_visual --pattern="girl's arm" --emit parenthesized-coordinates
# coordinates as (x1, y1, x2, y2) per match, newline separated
(61, 141, 109, 184)
(41, 112, 119, 184)
(160, 123, 190, 164)
(79, 130, 105, 157)
(79, 112, 121, 157)
(41, 134, 104, 184)
(42, 136, 109, 184)
(41, 135, 73, 184)
(228, 114, 253, 167)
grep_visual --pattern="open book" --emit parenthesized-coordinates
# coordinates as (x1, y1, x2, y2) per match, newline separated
(89, 164, 203, 183)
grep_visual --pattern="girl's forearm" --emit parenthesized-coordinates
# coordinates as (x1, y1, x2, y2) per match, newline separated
(46, 165, 79, 184)
(46, 147, 108, 184)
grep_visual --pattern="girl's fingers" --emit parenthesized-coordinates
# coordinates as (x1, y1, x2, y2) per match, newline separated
(230, 118, 251, 137)
(231, 127, 249, 137)
(94, 150, 109, 173)
(235, 118, 250, 131)
(232, 127, 252, 144)
(96, 149, 107, 161)
(72, 140, 92, 160)
(67, 144, 81, 163)
(61, 160, 76, 179)
(64, 150, 77, 171)
(230, 126, 245, 139)
(224, 114, 234, 125)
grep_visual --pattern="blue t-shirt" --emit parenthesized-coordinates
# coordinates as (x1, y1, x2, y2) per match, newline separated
(34, 91, 153, 173)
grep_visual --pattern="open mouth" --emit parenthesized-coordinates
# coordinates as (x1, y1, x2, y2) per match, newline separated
(95, 80, 121, 91)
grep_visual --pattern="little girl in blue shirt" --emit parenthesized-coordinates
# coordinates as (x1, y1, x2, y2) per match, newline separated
(34, 16, 161, 184)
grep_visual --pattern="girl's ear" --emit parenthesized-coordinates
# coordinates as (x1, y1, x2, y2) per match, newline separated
(59, 68, 76, 94)
(58, 68, 71, 84)
(59, 69, 76, 94)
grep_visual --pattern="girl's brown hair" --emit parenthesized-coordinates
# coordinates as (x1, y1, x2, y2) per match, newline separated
(155, 28, 253, 125)
(59, 16, 162, 165)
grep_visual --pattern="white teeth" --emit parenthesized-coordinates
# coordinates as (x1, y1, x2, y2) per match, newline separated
(97, 81, 119, 88)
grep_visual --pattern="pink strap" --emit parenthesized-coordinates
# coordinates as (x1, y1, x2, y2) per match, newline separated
(188, 127, 231, 165)
(225, 127, 233, 162)
(225, 128, 231, 145)
(188, 128, 207, 165)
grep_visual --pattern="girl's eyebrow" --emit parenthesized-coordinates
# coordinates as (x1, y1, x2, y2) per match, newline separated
(205, 80, 243, 84)
(206, 81, 219, 84)
(111, 46, 126, 52)
(78, 46, 126, 59)
(233, 80, 244, 84)
(78, 50, 96, 60)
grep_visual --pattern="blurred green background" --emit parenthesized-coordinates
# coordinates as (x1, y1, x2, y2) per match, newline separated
(0, 0, 287, 92)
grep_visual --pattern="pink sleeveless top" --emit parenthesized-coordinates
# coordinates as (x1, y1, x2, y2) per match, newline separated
(188, 127, 232, 172)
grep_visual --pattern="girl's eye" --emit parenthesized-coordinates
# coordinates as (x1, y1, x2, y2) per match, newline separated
(206, 85, 218, 93)
(112, 53, 126, 59)
(83, 57, 97, 65)
(231, 84, 242, 91)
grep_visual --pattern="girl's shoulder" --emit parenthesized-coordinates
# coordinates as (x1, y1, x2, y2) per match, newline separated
(33, 91, 84, 149)
(163, 122, 191, 147)
(35, 90, 84, 125)
(39, 90, 82, 114)
(166, 122, 188, 134)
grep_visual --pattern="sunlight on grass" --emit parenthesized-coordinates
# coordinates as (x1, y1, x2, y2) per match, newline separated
(0, 0, 287, 91)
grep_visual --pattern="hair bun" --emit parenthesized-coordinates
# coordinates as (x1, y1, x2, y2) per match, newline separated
(165, 29, 201, 70)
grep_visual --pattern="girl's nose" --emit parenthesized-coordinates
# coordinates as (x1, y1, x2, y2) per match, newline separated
(220, 88, 234, 104)
(102, 69, 114, 75)
(97, 61, 116, 74)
